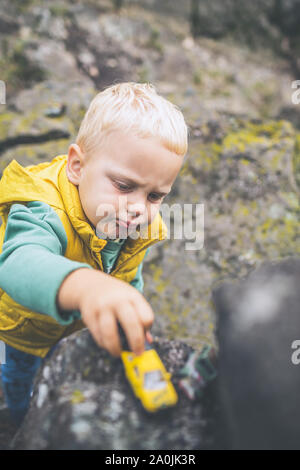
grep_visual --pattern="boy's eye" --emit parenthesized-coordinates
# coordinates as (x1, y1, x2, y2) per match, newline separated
(149, 193, 163, 202)
(115, 181, 163, 202)
(115, 182, 131, 191)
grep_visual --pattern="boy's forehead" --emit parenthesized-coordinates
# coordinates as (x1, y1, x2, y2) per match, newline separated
(92, 133, 184, 187)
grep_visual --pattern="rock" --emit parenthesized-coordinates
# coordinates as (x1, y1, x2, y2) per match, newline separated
(188, 0, 300, 75)
(0, 14, 20, 34)
(10, 333, 217, 450)
(213, 256, 300, 449)
(189, 0, 296, 43)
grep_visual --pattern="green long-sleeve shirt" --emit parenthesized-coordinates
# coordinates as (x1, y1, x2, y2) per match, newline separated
(0, 201, 149, 326)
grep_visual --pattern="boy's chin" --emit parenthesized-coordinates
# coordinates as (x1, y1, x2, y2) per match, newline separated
(96, 223, 142, 240)
(114, 223, 142, 239)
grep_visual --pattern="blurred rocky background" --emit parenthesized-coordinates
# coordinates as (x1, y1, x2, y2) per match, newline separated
(0, 0, 299, 449)
(213, 256, 300, 450)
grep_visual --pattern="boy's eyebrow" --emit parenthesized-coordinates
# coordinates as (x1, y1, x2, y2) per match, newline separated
(108, 171, 171, 195)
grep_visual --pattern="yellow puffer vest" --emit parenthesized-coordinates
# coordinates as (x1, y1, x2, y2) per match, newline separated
(0, 155, 168, 357)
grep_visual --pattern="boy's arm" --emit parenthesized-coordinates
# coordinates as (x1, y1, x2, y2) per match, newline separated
(0, 201, 93, 325)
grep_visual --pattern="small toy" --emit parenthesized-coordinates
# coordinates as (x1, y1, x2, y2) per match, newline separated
(178, 344, 217, 400)
(121, 343, 178, 413)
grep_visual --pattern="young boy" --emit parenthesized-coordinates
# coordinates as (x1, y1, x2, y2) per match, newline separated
(0, 82, 188, 425)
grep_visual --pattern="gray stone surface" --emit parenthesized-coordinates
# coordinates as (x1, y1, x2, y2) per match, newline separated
(10, 334, 217, 450)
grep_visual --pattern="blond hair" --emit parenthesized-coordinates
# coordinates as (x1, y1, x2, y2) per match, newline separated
(76, 82, 188, 157)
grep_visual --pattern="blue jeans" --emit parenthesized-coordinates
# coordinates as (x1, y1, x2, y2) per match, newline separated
(1, 343, 56, 426)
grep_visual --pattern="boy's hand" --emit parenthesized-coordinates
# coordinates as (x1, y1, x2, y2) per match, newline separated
(57, 268, 154, 357)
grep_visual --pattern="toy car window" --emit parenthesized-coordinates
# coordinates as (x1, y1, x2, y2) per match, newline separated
(143, 371, 166, 390)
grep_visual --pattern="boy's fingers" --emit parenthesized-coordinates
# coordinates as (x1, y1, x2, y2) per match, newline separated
(83, 311, 104, 348)
(132, 296, 154, 330)
(118, 305, 145, 355)
(98, 310, 121, 357)
(146, 330, 153, 344)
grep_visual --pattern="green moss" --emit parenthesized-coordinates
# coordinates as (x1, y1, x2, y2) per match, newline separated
(153, 117, 298, 347)
(179, 161, 189, 176)
(280, 192, 299, 211)
(137, 66, 149, 83)
(207, 69, 223, 79)
(193, 71, 202, 86)
(49, 5, 70, 17)
(145, 28, 163, 54)
(253, 80, 277, 114)
(10, 103, 75, 140)
(293, 134, 300, 190)
(255, 216, 300, 255)
(193, 147, 220, 172)
(0, 112, 16, 140)
(0, 40, 46, 94)
(0, 139, 71, 169)
(160, 297, 188, 338)
(14, 108, 45, 134)
(9, 0, 36, 13)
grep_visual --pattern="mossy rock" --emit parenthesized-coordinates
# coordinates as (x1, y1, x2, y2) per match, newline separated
(144, 117, 300, 351)
(293, 134, 300, 191)
(0, 139, 71, 173)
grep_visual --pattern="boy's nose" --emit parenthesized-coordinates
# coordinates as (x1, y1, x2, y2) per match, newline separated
(128, 208, 142, 219)
(127, 202, 146, 219)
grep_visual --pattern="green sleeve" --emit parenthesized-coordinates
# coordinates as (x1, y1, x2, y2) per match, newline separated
(0, 201, 93, 325)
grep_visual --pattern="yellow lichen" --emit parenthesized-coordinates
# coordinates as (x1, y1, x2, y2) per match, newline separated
(71, 389, 85, 404)
(149, 264, 170, 294)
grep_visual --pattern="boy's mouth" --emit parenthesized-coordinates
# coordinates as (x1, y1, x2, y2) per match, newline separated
(117, 219, 131, 228)
(117, 219, 139, 229)
(116, 220, 141, 238)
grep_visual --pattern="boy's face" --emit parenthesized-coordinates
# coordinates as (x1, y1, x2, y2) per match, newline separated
(66, 131, 184, 239)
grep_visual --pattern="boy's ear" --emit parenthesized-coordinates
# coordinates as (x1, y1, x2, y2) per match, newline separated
(66, 143, 84, 185)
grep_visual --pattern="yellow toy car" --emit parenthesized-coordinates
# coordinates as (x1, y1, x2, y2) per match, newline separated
(121, 348, 178, 412)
